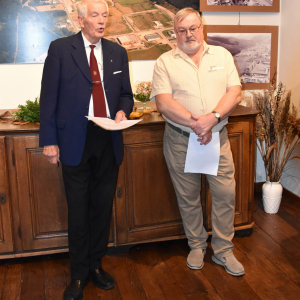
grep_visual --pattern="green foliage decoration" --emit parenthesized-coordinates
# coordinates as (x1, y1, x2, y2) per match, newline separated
(13, 97, 40, 122)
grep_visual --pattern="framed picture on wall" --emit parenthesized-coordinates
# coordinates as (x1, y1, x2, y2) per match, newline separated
(0, 1, 183, 64)
(200, 0, 280, 13)
(204, 25, 278, 90)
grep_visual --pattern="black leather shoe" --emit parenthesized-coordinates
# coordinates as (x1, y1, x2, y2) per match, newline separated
(63, 279, 89, 300)
(90, 268, 115, 290)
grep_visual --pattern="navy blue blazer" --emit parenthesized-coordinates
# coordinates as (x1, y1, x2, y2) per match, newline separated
(39, 32, 133, 166)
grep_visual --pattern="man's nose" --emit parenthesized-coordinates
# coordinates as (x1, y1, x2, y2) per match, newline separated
(186, 29, 192, 37)
(97, 15, 104, 23)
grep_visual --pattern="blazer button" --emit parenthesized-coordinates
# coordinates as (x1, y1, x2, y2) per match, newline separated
(89, 86, 93, 90)
(85, 105, 89, 109)
(83, 124, 87, 128)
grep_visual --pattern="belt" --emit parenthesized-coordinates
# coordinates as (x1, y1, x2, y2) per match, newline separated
(167, 122, 226, 137)
(167, 122, 190, 137)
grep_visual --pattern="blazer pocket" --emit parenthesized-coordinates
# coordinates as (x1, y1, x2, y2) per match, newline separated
(56, 118, 66, 129)
(113, 71, 122, 74)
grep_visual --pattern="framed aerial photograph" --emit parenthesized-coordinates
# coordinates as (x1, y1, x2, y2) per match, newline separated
(0, 0, 192, 64)
(200, 0, 280, 13)
(204, 25, 278, 90)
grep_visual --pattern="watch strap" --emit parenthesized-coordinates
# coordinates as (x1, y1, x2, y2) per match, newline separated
(212, 111, 221, 123)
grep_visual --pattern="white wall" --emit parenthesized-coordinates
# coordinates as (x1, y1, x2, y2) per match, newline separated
(0, 64, 44, 109)
(1, 0, 300, 194)
(201, 11, 280, 26)
(278, 0, 300, 196)
(278, 0, 300, 105)
(0, 60, 156, 110)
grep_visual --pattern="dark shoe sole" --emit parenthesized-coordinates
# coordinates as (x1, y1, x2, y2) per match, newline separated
(63, 294, 83, 300)
(63, 280, 88, 300)
(186, 260, 204, 270)
(212, 255, 245, 276)
(92, 278, 115, 290)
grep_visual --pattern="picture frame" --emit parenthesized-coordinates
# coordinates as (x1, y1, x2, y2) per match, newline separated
(200, 0, 280, 13)
(204, 25, 278, 90)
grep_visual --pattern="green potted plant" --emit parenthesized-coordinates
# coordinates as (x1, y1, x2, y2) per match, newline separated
(13, 97, 40, 123)
(252, 80, 300, 213)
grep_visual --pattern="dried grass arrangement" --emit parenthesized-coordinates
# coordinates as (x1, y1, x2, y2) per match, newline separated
(252, 81, 300, 182)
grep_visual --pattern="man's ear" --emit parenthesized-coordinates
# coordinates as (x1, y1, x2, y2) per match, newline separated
(78, 16, 84, 28)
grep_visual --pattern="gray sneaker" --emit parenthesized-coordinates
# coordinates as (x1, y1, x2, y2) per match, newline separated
(212, 254, 245, 276)
(187, 248, 205, 270)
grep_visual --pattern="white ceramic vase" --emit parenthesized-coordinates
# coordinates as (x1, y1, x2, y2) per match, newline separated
(262, 181, 283, 214)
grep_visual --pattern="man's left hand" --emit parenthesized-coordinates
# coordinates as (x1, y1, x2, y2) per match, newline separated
(191, 113, 217, 136)
(115, 110, 127, 123)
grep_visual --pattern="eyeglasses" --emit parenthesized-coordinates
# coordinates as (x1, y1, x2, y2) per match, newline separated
(176, 24, 202, 36)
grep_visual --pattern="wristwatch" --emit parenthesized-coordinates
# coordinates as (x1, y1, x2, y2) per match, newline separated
(212, 111, 221, 123)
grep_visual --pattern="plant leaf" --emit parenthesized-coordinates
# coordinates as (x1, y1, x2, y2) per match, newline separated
(265, 143, 277, 161)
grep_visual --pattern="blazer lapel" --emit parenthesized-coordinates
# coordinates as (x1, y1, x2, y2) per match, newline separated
(71, 32, 92, 84)
(102, 38, 113, 86)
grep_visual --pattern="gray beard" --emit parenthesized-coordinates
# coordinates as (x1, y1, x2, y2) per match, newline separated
(183, 39, 200, 52)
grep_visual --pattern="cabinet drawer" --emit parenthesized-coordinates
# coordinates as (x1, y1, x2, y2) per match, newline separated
(123, 124, 165, 144)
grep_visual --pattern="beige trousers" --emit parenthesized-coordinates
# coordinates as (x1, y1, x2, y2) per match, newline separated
(163, 124, 235, 257)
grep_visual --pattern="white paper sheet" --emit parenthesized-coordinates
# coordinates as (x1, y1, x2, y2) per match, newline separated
(184, 132, 220, 175)
(87, 116, 142, 130)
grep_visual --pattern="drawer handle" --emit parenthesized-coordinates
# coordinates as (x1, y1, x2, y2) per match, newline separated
(116, 187, 122, 198)
(0, 193, 5, 204)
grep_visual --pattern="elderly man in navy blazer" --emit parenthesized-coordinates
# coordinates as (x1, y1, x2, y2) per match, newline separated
(39, 1, 133, 299)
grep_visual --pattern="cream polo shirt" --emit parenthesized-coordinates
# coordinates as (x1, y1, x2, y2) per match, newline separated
(150, 41, 241, 133)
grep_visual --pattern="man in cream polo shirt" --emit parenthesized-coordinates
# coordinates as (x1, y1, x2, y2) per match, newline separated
(150, 7, 244, 276)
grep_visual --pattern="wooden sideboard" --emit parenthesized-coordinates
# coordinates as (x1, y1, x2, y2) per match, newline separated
(0, 105, 258, 258)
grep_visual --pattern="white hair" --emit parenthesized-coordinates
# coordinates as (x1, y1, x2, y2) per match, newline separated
(77, 0, 109, 18)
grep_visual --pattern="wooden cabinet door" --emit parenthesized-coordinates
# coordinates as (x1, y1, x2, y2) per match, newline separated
(13, 135, 115, 252)
(203, 120, 253, 231)
(0, 136, 14, 253)
(13, 135, 69, 251)
(116, 140, 185, 245)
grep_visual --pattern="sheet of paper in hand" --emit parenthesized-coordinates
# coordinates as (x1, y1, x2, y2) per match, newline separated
(184, 132, 220, 176)
(86, 116, 142, 130)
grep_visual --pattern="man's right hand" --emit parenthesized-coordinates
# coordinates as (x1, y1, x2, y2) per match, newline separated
(43, 145, 60, 164)
(197, 130, 212, 145)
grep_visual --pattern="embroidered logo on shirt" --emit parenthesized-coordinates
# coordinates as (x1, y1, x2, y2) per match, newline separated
(209, 66, 224, 72)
